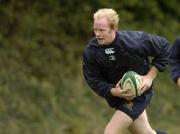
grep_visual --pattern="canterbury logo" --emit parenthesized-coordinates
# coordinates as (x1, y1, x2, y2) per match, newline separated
(123, 101, 134, 110)
(105, 48, 115, 54)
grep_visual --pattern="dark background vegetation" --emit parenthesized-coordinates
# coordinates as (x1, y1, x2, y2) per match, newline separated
(0, 0, 179, 134)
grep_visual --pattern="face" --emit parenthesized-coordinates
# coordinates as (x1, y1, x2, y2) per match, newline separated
(93, 17, 116, 45)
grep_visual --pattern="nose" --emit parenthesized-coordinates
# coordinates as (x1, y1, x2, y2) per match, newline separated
(94, 30, 100, 36)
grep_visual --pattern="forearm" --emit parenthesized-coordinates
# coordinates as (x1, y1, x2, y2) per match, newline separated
(87, 80, 115, 97)
(146, 66, 159, 80)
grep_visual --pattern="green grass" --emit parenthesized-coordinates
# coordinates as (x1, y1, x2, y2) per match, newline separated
(0, 68, 179, 134)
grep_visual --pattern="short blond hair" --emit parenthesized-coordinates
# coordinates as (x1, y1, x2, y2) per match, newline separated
(93, 8, 119, 30)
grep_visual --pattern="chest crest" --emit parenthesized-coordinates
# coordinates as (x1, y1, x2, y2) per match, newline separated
(105, 48, 115, 54)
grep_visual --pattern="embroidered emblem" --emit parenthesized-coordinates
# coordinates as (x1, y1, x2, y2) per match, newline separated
(123, 101, 134, 110)
(105, 48, 115, 54)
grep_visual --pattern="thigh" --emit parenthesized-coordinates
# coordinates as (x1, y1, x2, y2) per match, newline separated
(104, 110, 133, 134)
(128, 110, 156, 134)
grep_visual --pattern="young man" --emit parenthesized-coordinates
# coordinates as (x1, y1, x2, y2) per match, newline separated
(83, 8, 169, 134)
(170, 36, 180, 88)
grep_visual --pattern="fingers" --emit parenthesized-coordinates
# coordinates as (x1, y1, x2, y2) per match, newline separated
(120, 88, 135, 100)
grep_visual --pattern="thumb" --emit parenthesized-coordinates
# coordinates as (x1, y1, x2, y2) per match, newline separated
(116, 79, 121, 87)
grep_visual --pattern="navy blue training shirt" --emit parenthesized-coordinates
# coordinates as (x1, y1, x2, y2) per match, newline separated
(83, 30, 170, 108)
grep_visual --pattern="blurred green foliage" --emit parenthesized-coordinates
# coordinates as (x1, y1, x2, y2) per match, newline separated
(0, 0, 179, 134)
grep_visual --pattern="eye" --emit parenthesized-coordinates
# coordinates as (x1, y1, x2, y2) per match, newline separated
(93, 28, 106, 33)
(99, 29, 105, 32)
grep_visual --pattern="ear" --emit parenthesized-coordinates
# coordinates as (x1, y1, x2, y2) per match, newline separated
(110, 26, 116, 33)
(110, 25, 117, 31)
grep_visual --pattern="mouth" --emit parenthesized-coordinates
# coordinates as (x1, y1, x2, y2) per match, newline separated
(97, 37, 104, 42)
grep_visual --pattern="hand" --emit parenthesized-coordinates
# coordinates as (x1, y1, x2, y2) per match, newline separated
(177, 77, 180, 88)
(110, 80, 135, 100)
(139, 75, 153, 95)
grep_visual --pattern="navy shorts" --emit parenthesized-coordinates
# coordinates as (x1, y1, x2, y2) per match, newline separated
(116, 90, 153, 120)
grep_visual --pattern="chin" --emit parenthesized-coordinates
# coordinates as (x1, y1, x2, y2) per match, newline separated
(98, 41, 107, 45)
(99, 43, 109, 46)
(99, 43, 106, 45)
(97, 41, 103, 45)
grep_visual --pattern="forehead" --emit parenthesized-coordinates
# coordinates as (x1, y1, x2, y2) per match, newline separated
(93, 17, 110, 28)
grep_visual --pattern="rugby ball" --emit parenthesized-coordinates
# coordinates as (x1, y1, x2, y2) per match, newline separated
(121, 71, 142, 97)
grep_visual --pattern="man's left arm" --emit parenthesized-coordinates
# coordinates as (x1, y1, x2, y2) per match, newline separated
(139, 33, 170, 93)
